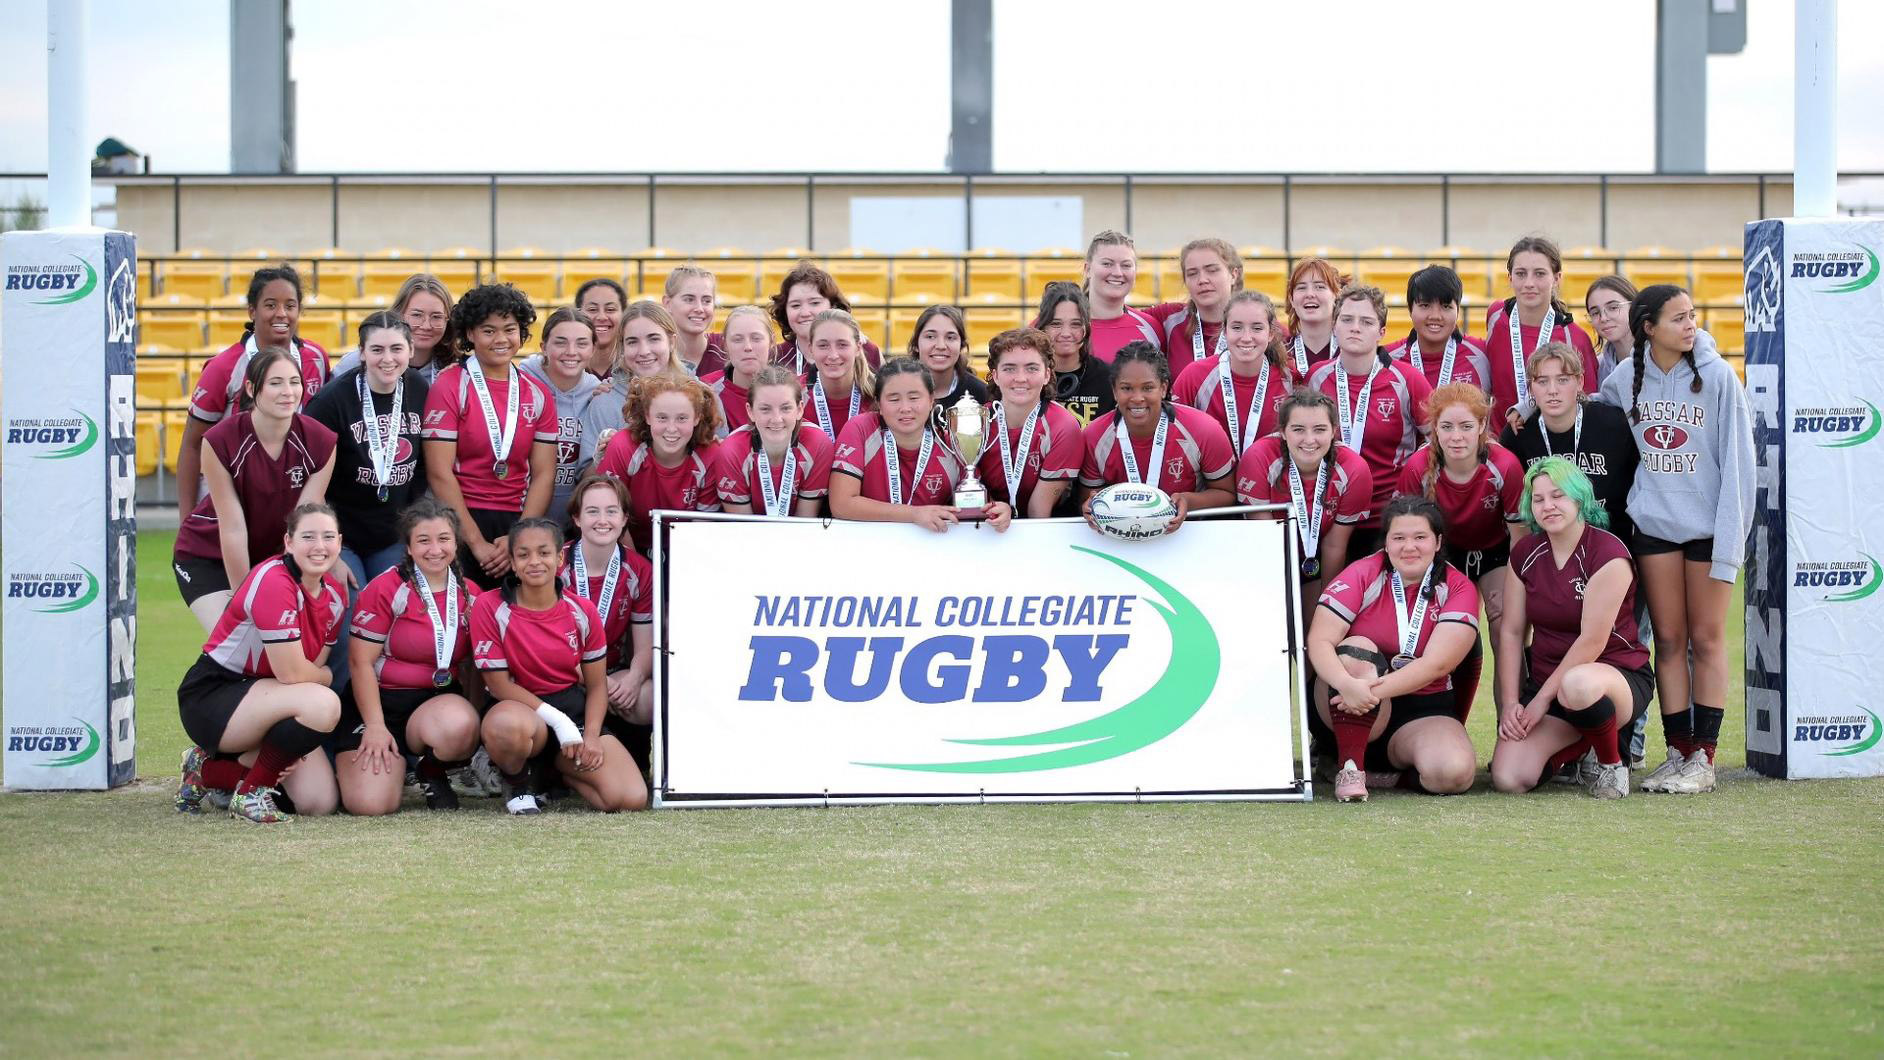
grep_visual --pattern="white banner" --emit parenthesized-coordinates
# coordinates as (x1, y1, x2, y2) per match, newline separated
(653, 514, 1308, 805)
(1, 228, 138, 790)
(1744, 216, 1884, 779)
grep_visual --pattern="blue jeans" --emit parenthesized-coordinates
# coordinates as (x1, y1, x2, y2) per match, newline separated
(330, 541, 407, 693)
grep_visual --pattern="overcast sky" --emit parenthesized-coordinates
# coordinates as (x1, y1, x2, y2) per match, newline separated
(1, 0, 1881, 175)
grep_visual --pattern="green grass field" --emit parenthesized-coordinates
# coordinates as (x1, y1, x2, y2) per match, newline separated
(2, 532, 1880, 1055)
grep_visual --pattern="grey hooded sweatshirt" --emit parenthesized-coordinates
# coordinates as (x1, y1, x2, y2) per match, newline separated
(1597, 330, 1756, 582)
(519, 356, 602, 520)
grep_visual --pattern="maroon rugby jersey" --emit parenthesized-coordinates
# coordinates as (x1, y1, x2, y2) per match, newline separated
(173, 412, 336, 565)
(1511, 524, 1649, 685)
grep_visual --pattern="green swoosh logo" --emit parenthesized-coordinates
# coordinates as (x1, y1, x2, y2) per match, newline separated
(38, 566, 99, 614)
(1824, 709, 1883, 757)
(1829, 248, 1880, 294)
(858, 545, 1220, 774)
(35, 256, 98, 305)
(1826, 555, 1884, 603)
(35, 412, 99, 459)
(45, 720, 100, 767)
(1819, 401, 1881, 449)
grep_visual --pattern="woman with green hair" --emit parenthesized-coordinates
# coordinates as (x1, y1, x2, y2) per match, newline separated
(1491, 457, 1655, 799)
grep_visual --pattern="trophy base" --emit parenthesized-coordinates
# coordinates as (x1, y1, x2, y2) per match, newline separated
(953, 485, 988, 520)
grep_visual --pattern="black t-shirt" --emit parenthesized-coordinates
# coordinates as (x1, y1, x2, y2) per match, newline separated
(1498, 399, 1639, 544)
(304, 366, 431, 553)
(1054, 355, 1115, 427)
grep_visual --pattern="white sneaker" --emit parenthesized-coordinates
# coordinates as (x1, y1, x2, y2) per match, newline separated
(1662, 751, 1717, 794)
(1576, 749, 1602, 787)
(1640, 749, 1687, 792)
(1587, 762, 1630, 799)
(505, 791, 543, 815)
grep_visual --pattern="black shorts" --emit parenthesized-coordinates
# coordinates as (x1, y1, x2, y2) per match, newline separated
(1523, 663, 1657, 724)
(173, 553, 231, 606)
(461, 507, 522, 572)
(1318, 649, 1466, 771)
(1633, 531, 1712, 563)
(536, 684, 634, 746)
(1447, 539, 1511, 580)
(177, 653, 258, 750)
(331, 684, 466, 755)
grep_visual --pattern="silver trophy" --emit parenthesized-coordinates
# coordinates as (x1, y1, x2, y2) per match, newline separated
(942, 393, 988, 518)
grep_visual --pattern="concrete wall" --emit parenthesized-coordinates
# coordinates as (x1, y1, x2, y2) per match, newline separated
(112, 175, 1795, 260)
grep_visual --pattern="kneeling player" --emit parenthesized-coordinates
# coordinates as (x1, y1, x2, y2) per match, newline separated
(1308, 496, 1481, 802)
(561, 475, 655, 768)
(333, 499, 483, 815)
(175, 503, 346, 823)
(1491, 458, 1654, 799)
(471, 518, 647, 814)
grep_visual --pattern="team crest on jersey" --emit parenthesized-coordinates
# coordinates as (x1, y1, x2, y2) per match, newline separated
(1482, 494, 1499, 511)
(564, 631, 579, 650)
(1166, 457, 1185, 478)
(287, 465, 306, 487)
(1571, 577, 1588, 600)
(1376, 399, 1397, 420)
(923, 474, 945, 495)
(1645, 424, 1689, 450)
(682, 486, 699, 507)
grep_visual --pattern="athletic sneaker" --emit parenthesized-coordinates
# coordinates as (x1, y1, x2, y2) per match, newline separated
(505, 791, 543, 816)
(1334, 760, 1368, 803)
(1577, 749, 1602, 787)
(203, 788, 232, 812)
(1663, 751, 1717, 794)
(1550, 755, 1584, 785)
(1640, 749, 1687, 793)
(419, 774, 460, 811)
(175, 745, 210, 813)
(229, 787, 292, 824)
(1365, 770, 1404, 790)
(1587, 762, 1630, 800)
(451, 749, 505, 798)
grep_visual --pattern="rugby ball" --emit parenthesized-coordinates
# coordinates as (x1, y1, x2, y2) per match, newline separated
(1091, 483, 1178, 541)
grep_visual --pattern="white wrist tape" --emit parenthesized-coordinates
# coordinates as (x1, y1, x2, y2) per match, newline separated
(535, 703, 583, 747)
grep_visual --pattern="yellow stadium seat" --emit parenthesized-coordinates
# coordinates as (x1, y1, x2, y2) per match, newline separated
(157, 248, 229, 301)
(1427, 246, 1495, 299)
(206, 293, 251, 350)
(888, 302, 928, 353)
(759, 248, 814, 301)
(1691, 246, 1743, 308)
(428, 246, 486, 295)
(562, 247, 629, 300)
(694, 247, 760, 303)
(1707, 302, 1745, 355)
(823, 249, 891, 305)
(134, 412, 161, 477)
(1021, 248, 1084, 303)
(1239, 246, 1288, 300)
(136, 260, 157, 300)
(628, 246, 685, 299)
(711, 304, 735, 333)
(296, 297, 344, 352)
(891, 250, 961, 303)
(140, 294, 208, 349)
(1554, 246, 1621, 305)
(964, 294, 1025, 349)
(160, 412, 189, 473)
(300, 248, 361, 300)
(1622, 245, 1691, 291)
(135, 360, 189, 410)
(1385, 295, 1413, 341)
(493, 247, 559, 302)
(1152, 251, 1186, 303)
(343, 295, 397, 344)
(849, 306, 890, 348)
(1298, 246, 1356, 274)
(964, 249, 1022, 302)
(1356, 246, 1421, 302)
(360, 247, 425, 300)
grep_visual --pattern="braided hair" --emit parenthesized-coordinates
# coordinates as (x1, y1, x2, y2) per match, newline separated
(499, 517, 566, 605)
(1626, 284, 1702, 423)
(239, 263, 306, 342)
(1378, 494, 1451, 602)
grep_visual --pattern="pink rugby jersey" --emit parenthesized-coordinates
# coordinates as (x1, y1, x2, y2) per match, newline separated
(1078, 404, 1236, 494)
(713, 425, 835, 512)
(348, 567, 479, 691)
(1307, 355, 1433, 528)
(200, 557, 346, 678)
(1172, 354, 1298, 456)
(1317, 553, 1481, 697)
(832, 413, 966, 506)
(558, 541, 652, 670)
(420, 362, 559, 511)
(1386, 332, 1493, 394)
(1394, 443, 1525, 552)
(973, 399, 1084, 512)
(187, 334, 332, 424)
(469, 589, 607, 697)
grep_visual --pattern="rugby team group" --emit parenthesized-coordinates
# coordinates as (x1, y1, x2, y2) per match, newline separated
(166, 230, 1753, 820)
